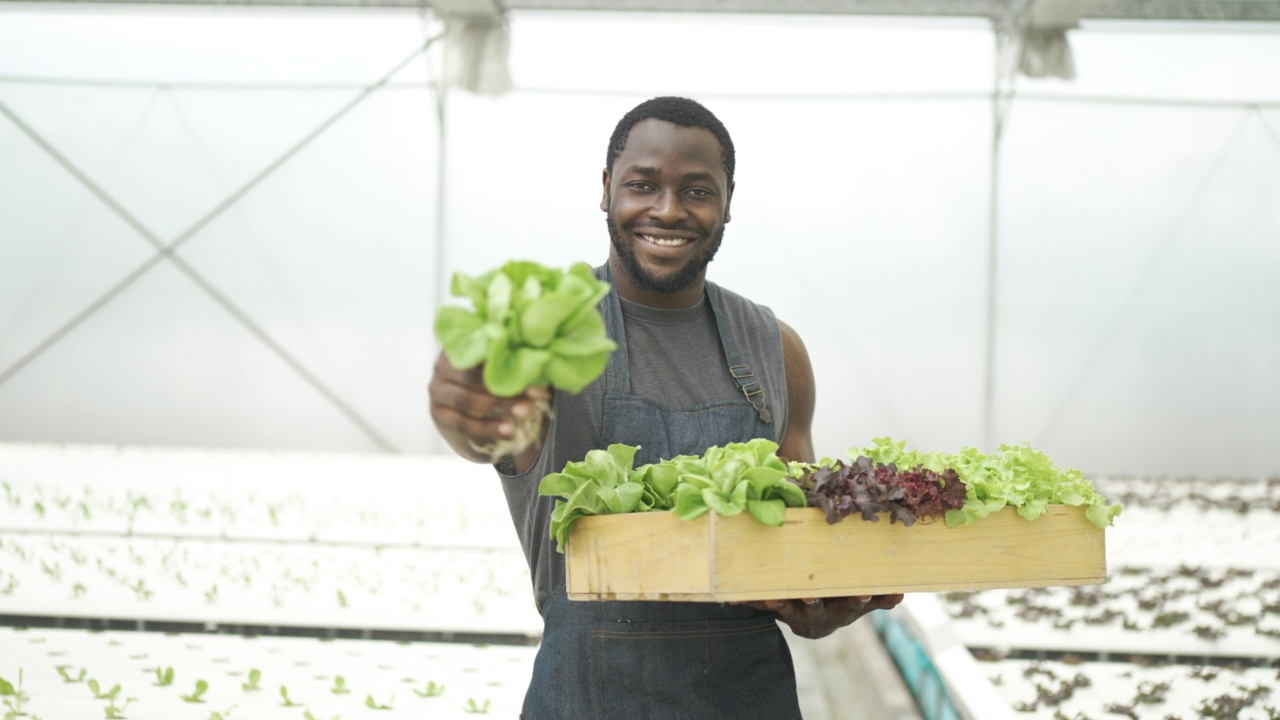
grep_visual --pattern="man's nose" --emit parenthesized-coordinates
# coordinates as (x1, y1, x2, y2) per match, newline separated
(649, 189, 687, 224)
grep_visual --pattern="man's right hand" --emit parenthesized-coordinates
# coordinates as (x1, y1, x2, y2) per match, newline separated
(428, 351, 550, 470)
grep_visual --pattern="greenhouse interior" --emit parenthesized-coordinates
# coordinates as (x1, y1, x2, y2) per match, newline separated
(2, 0, 1279, 717)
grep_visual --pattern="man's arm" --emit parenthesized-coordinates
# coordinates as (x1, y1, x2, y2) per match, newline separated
(776, 320, 816, 465)
(753, 320, 905, 639)
(428, 352, 549, 473)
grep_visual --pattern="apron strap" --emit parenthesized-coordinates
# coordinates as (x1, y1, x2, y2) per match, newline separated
(599, 263, 631, 398)
(706, 283, 772, 426)
(599, 263, 770, 426)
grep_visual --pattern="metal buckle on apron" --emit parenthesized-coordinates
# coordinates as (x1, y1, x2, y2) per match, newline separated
(728, 365, 772, 425)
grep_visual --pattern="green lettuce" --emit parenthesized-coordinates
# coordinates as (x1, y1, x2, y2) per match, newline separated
(668, 439, 807, 527)
(855, 437, 1122, 529)
(434, 260, 616, 396)
(539, 439, 808, 552)
(539, 444, 648, 553)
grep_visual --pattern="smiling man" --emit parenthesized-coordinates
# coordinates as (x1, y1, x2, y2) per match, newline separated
(429, 96, 902, 720)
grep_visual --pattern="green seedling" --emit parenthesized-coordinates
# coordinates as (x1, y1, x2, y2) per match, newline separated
(302, 712, 339, 720)
(463, 697, 491, 714)
(73, 582, 88, 598)
(412, 680, 444, 698)
(364, 694, 393, 710)
(88, 679, 121, 700)
(104, 695, 136, 718)
(279, 685, 302, 707)
(1, 670, 30, 717)
(240, 669, 261, 692)
(131, 579, 152, 601)
(329, 676, 350, 695)
(180, 679, 209, 703)
(153, 667, 174, 686)
(56, 665, 87, 683)
(208, 705, 236, 720)
(336, 590, 347, 608)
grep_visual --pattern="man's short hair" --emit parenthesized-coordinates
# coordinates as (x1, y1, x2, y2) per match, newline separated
(606, 96, 735, 185)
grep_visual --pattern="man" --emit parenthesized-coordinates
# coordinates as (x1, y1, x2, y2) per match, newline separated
(429, 96, 903, 719)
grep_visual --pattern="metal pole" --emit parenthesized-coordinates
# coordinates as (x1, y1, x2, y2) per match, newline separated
(429, 18, 450, 456)
(982, 26, 1010, 453)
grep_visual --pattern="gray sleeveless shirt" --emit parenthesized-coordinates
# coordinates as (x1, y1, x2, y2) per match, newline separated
(498, 268, 789, 614)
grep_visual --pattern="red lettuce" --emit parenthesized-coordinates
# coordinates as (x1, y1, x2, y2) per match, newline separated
(791, 456, 966, 526)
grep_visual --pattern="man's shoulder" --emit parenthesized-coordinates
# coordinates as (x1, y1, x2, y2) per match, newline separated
(706, 279, 778, 324)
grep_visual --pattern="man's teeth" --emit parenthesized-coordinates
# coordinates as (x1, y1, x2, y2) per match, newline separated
(641, 234, 688, 247)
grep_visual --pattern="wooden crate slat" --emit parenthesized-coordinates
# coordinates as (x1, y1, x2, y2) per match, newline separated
(567, 506, 1106, 602)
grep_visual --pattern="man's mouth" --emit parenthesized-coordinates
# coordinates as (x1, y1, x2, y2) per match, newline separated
(637, 233, 693, 247)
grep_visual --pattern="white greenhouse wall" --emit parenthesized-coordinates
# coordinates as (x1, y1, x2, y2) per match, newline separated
(0, 7, 1277, 475)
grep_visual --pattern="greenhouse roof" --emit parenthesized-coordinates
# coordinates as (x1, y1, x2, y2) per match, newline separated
(9, 0, 1280, 21)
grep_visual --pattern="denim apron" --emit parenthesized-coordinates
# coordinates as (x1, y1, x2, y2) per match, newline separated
(521, 268, 803, 720)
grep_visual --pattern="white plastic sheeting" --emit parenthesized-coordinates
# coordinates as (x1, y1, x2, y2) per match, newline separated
(0, 8, 1277, 475)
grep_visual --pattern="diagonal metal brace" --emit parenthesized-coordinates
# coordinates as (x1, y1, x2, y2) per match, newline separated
(0, 34, 445, 452)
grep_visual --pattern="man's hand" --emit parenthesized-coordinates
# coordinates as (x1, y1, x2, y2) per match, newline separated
(735, 594, 905, 639)
(428, 352, 549, 468)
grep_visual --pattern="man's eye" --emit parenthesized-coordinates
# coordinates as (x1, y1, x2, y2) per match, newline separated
(627, 182, 653, 191)
(686, 188, 712, 197)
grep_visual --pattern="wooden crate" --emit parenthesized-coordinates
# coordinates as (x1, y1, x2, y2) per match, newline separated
(566, 506, 1107, 602)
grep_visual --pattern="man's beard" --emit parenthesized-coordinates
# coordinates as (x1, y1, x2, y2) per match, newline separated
(607, 217, 725, 296)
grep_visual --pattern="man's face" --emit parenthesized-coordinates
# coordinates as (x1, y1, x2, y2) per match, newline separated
(601, 119, 733, 303)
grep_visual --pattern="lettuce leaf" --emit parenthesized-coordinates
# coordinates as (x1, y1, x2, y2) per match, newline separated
(433, 260, 616, 397)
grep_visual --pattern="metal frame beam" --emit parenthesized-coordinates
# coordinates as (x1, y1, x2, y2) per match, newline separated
(6, 0, 1280, 21)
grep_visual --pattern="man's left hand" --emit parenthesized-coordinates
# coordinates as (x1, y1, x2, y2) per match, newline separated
(735, 594, 905, 639)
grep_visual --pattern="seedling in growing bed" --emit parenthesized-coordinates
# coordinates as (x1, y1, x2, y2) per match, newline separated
(208, 705, 236, 720)
(240, 669, 261, 692)
(131, 579, 152, 601)
(364, 695, 393, 710)
(88, 679, 121, 701)
(154, 667, 174, 686)
(180, 679, 209, 703)
(302, 712, 339, 720)
(56, 665, 87, 683)
(1, 670, 31, 717)
(103, 694, 135, 719)
(412, 681, 444, 698)
(329, 676, 350, 695)
(279, 685, 302, 707)
(463, 697, 490, 714)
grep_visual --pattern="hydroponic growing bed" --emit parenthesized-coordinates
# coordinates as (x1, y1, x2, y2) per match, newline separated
(0, 442, 544, 720)
(0, 443, 541, 638)
(1, 626, 534, 720)
(937, 474, 1280, 719)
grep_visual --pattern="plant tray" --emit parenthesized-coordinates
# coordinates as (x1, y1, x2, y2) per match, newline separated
(566, 506, 1106, 602)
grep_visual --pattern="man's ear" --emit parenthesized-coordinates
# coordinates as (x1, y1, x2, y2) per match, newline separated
(600, 169, 611, 212)
(724, 181, 735, 224)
